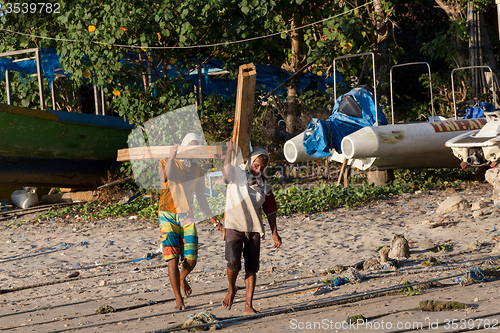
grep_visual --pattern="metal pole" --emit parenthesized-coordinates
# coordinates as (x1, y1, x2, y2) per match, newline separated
(198, 62, 204, 114)
(35, 48, 45, 110)
(0, 48, 38, 57)
(5, 70, 11, 105)
(257, 59, 316, 104)
(451, 65, 496, 119)
(371, 55, 378, 126)
(333, 52, 379, 125)
(390, 62, 434, 123)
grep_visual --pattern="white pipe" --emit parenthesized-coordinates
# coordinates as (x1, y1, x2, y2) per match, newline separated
(341, 118, 486, 160)
(284, 131, 324, 163)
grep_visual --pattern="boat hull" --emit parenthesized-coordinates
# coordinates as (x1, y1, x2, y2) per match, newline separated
(0, 103, 133, 188)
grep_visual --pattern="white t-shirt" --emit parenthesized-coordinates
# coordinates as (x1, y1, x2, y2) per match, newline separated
(224, 165, 270, 237)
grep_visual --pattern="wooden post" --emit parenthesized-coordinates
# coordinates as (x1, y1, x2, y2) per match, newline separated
(232, 63, 257, 161)
(94, 85, 100, 115)
(35, 48, 45, 110)
(5, 70, 11, 105)
(497, 1, 500, 42)
(343, 164, 351, 188)
(337, 157, 347, 186)
(101, 89, 106, 116)
(198, 62, 204, 115)
(51, 81, 57, 110)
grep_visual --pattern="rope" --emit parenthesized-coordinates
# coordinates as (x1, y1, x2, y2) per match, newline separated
(0, 241, 89, 263)
(4, 261, 498, 332)
(3, 254, 498, 331)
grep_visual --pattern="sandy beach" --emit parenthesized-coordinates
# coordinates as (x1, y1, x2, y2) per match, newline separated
(1, 180, 500, 332)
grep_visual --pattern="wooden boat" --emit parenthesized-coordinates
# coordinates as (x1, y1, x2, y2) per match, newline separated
(0, 103, 133, 188)
(0, 48, 134, 189)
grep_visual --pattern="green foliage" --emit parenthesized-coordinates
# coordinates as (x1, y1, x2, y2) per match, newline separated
(0, 72, 54, 110)
(400, 280, 420, 296)
(274, 167, 473, 216)
(36, 198, 158, 221)
(394, 168, 473, 190)
(193, 193, 226, 220)
(297, 90, 333, 110)
(422, 257, 441, 267)
(429, 243, 454, 253)
(200, 94, 235, 143)
(2, 0, 496, 129)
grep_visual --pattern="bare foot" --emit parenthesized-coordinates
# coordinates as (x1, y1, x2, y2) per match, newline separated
(180, 279, 192, 298)
(174, 298, 185, 311)
(221, 290, 236, 310)
(243, 306, 259, 315)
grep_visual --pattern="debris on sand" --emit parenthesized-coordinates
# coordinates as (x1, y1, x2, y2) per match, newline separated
(95, 305, 116, 314)
(418, 300, 470, 311)
(181, 311, 221, 331)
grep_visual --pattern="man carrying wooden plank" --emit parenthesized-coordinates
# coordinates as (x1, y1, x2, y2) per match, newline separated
(158, 132, 222, 311)
(221, 139, 282, 315)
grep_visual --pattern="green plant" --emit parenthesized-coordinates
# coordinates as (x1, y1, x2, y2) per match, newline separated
(429, 243, 453, 253)
(193, 193, 226, 221)
(36, 198, 157, 221)
(422, 257, 441, 267)
(400, 280, 420, 297)
(200, 94, 235, 144)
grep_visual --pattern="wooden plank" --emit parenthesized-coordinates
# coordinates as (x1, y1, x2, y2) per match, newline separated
(40, 191, 97, 204)
(117, 145, 225, 162)
(0, 48, 39, 57)
(337, 157, 348, 186)
(232, 63, 257, 161)
(343, 164, 351, 189)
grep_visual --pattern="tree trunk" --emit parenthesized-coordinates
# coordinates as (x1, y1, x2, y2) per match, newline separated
(434, 0, 468, 67)
(286, 14, 304, 139)
(373, 0, 389, 90)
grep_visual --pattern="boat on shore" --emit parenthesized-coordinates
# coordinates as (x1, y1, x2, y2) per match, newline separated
(0, 48, 134, 189)
(0, 103, 133, 188)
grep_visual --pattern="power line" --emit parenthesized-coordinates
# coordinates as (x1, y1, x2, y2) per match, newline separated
(0, 2, 372, 50)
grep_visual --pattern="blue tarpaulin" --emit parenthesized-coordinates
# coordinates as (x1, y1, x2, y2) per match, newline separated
(186, 62, 341, 99)
(0, 49, 340, 99)
(303, 87, 388, 158)
(0, 48, 66, 86)
(464, 101, 495, 119)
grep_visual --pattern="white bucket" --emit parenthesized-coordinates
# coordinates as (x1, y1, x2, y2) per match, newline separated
(11, 187, 38, 209)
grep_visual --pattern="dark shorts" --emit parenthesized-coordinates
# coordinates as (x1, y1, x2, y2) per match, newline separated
(225, 229, 260, 273)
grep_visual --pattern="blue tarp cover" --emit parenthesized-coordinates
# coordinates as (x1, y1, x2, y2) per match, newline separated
(0, 49, 341, 99)
(303, 87, 388, 158)
(0, 48, 66, 86)
(464, 101, 495, 119)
